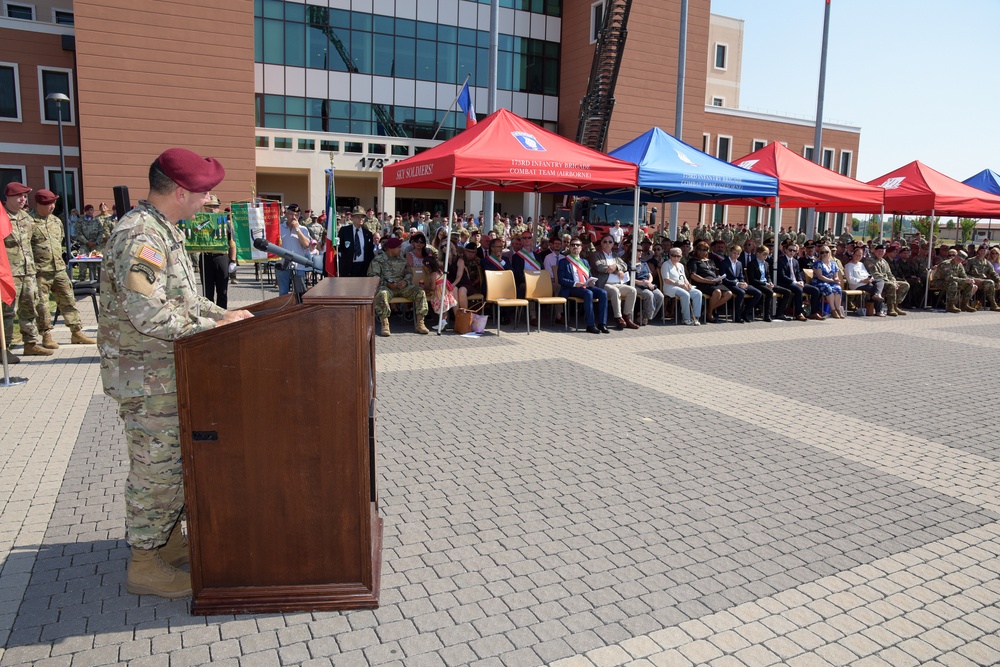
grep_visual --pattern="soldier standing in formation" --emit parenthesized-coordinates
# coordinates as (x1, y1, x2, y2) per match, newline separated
(3, 182, 52, 362)
(99, 148, 252, 598)
(29, 189, 97, 348)
(368, 237, 429, 337)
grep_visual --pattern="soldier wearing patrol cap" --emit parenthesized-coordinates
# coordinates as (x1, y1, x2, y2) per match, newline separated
(30, 189, 97, 348)
(3, 182, 52, 362)
(99, 148, 253, 598)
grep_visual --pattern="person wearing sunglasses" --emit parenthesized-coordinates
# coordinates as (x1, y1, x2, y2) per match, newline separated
(557, 239, 609, 334)
(591, 234, 639, 330)
(811, 245, 845, 318)
(688, 242, 732, 324)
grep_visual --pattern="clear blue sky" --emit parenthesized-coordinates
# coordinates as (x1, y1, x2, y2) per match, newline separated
(710, 0, 1000, 183)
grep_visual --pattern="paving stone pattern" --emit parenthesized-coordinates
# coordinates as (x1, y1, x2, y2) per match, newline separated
(1, 270, 999, 666)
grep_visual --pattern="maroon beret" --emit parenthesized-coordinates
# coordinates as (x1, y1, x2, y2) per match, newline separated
(4, 182, 31, 197)
(34, 189, 59, 205)
(155, 148, 225, 192)
(383, 238, 403, 249)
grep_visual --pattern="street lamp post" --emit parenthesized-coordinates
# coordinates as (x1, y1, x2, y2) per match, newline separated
(45, 92, 71, 257)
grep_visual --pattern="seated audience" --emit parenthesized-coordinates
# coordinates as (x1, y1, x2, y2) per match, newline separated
(688, 242, 732, 324)
(558, 239, 609, 334)
(591, 235, 639, 330)
(661, 248, 703, 325)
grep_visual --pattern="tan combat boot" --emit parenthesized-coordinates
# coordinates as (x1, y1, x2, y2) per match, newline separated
(22, 342, 54, 356)
(41, 331, 60, 349)
(3, 348, 19, 365)
(70, 330, 97, 344)
(158, 523, 189, 568)
(380, 317, 391, 337)
(896, 304, 907, 315)
(414, 318, 430, 335)
(126, 547, 192, 598)
(961, 296, 977, 312)
(989, 295, 1000, 312)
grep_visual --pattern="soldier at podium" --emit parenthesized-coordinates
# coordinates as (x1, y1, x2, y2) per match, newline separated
(99, 148, 253, 599)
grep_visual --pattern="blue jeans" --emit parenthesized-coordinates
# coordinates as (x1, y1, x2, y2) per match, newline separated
(276, 268, 307, 295)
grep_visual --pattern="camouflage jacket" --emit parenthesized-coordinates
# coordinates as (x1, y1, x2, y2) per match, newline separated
(931, 258, 968, 287)
(99, 201, 226, 400)
(308, 222, 326, 248)
(964, 256, 998, 281)
(363, 216, 380, 236)
(30, 211, 68, 272)
(863, 256, 896, 281)
(98, 214, 117, 241)
(3, 208, 36, 277)
(76, 217, 106, 248)
(367, 251, 413, 288)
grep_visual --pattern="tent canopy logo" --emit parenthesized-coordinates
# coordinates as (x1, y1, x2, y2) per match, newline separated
(512, 132, 546, 152)
(674, 149, 699, 168)
(737, 160, 759, 170)
(878, 176, 906, 190)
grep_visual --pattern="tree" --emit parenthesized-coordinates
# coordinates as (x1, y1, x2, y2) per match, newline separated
(851, 217, 862, 233)
(891, 216, 903, 239)
(865, 218, 881, 240)
(912, 215, 941, 240)
(959, 218, 979, 242)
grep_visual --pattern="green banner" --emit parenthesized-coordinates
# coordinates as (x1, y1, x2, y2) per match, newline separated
(178, 212, 230, 253)
(232, 203, 253, 261)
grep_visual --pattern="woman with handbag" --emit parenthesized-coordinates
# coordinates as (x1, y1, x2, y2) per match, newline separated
(423, 255, 458, 321)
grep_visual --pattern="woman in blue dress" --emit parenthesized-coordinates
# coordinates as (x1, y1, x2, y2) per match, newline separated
(810, 245, 845, 318)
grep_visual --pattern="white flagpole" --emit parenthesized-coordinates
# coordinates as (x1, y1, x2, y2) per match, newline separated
(437, 177, 458, 334)
(431, 73, 472, 142)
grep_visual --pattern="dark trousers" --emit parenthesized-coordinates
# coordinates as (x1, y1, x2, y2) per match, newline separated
(566, 286, 608, 327)
(761, 285, 793, 317)
(803, 284, 822, 314)
(782, 282, 820, 316)
(730, 284, 762, 321)
(203, 253, 230, 309)
(340, 260, 370, 277)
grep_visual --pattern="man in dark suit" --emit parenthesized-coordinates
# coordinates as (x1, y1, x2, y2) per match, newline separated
(746, 245, 792, 321)
(557, 239, 608, 334)
(720, 245, 762, 323)
(338, 205, 375, 277)
(777, 242, 822, 321)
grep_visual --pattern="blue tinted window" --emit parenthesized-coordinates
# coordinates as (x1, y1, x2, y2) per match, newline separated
(262, 19, 283, 64)
(394, 38, 415, 79)
(395, 18, 415, 37)
(351, 31, 372, 73)
(437, 42, 457, 84)
(285, 22, 304, 67)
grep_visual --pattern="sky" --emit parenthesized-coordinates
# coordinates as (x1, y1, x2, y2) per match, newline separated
(709, 0, 1000, 183)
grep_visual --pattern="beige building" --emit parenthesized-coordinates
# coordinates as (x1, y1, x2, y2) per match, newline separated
(705, 13, 743, 109)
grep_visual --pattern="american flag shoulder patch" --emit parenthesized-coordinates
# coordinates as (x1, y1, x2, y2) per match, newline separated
(134, 244, 165, 270)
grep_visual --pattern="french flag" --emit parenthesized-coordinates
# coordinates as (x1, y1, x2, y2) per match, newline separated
(457, 82, 476, 128)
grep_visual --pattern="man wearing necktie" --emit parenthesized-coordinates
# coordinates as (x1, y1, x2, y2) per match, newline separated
(338, 205, 375, 277)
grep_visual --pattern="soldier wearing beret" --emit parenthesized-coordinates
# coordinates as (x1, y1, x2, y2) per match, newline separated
(3, 182, 52, 361)
(99, 148, 252, 598)
(30, 189, 97, 348)
(368, 237, 429, 336)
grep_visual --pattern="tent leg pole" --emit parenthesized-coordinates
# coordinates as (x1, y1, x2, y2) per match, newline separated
(438, 177, 457, 334)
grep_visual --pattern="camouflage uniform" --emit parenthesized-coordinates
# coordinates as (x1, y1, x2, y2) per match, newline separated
(733, 227, 749, 248)
(99, 214, 117, 241)
(2, 208, 42, 346)
(964, 255, 1000, 308)
(692, 223, 711, 244)
(864, 254, 909, 312)
(31, 210, 86, 334)
(493, 219, 508, 241)
(510, 222, 528, 238)
(675, 224, 690, 243)
(838, 231, 854, 245)
(367, 251, 428, 319)
(76, 216, 107, 250)
(720, 226, 734, 247)
(99, 201, 227, 550)
(931, 258, 974, 311)
(363, 215, 380, 236)
(307, 221, 326, 249)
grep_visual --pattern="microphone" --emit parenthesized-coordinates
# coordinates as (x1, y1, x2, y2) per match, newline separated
(253, 236, 324, 273)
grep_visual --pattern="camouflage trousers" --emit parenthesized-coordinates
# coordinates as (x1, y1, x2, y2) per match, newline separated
(2, 274, 40, 346)
(118, 393, 184, 550)
(971, 279, 996, 305)
(35, 270, 83, 333)
(882, 278, 910, 307)
(374, 285, 428, 319)
(939, 279, 974, 308)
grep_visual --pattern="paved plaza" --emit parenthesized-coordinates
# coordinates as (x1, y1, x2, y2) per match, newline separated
(2, 272, 1000, 667)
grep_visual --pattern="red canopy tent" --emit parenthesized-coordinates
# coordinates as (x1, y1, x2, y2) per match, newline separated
(831, 160, 1000, 217)
(382, 108, 638, 192)
(723, 142, 885, 280)
(382, 108, 638, 332)
(727, 141, 884, 211)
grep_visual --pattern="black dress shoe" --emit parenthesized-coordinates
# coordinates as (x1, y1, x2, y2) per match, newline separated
(586, 325, 601, 334)
(598, 325, 610, 333)
(763, 316, 773, 322)
(776, 315, 791, 321)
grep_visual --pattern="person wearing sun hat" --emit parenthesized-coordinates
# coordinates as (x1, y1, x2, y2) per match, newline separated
(98, 148, 254, 600)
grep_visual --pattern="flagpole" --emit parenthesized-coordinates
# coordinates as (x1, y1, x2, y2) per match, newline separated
(0, 318, 28, 387)
(437, 177, 458, 334)
(805, 0, 832, 240)
(431, 73, 472, 142)
(668, 0, 688, 241)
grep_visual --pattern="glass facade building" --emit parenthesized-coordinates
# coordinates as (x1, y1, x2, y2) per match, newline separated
(254, 0, 561, 141)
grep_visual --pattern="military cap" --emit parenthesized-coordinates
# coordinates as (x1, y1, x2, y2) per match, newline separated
(351, 205, 366, 217)
(285, 203, 300, 212)
(34, 189, 59, 205)
(958, 250, 968, 259)
(873, 243, 886, 250)
(4, 182, 31, 197)
(155, 148, 225, 192)
(83, 204, 94, 212)
(465, 242, 480, 250)
(384, 237, 403, 249)
(206, 194, 221, 206)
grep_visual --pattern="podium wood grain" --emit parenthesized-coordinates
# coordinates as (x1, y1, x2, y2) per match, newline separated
(175, 278, 382, 614)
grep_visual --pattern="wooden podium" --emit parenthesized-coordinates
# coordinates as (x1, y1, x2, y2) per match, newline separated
(175, 277, 382, 614)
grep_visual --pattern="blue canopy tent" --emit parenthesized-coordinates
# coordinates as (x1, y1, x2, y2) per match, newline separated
(963, 169, 1000, 242)
(963, 169, 1000, 195)
(570, 127, 779, 278)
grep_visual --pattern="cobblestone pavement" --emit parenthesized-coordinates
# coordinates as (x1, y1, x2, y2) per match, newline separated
(1, 270, 999, 666)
